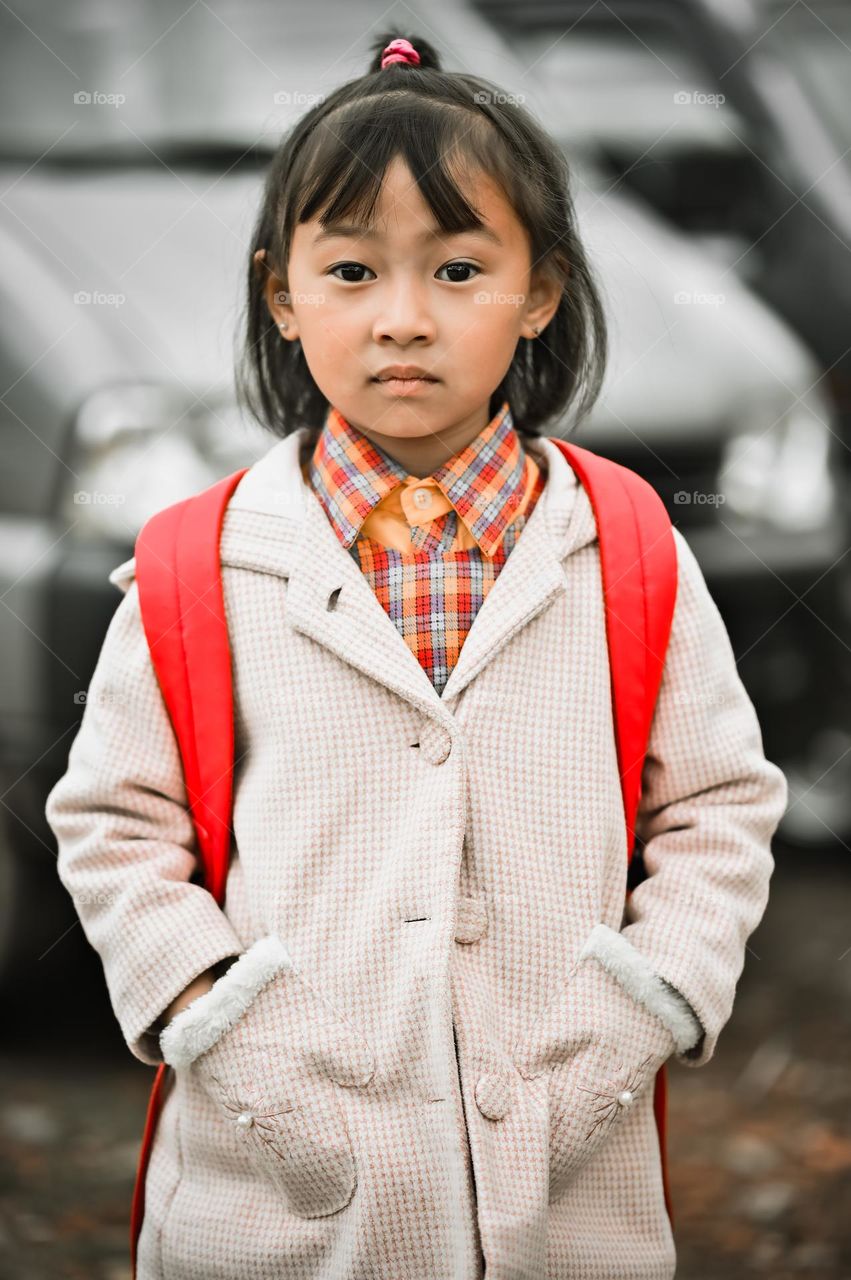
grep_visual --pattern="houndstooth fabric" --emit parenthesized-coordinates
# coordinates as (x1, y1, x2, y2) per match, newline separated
(44, 426, 788, 1279)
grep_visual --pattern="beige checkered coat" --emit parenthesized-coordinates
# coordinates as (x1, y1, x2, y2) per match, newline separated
(45, 428, 788, 1279)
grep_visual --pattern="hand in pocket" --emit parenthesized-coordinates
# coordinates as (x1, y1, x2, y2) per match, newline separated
(160, 935, 374, 1218)
(512, 924, 700, 1199)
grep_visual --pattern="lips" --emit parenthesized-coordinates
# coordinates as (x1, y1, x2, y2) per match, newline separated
(373, 367, 437, 382)
(373, 374, 439, 397)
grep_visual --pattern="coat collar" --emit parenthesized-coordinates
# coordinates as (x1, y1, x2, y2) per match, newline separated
(307, 399, 534, 557)
(222, 424, 598, 720)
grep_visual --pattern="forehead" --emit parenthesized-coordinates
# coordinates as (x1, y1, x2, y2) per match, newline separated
(298, 156, 523, 247)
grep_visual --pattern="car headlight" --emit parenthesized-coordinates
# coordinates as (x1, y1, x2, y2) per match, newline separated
(62, 383, 271, 541)
(719, 392, 838, 532)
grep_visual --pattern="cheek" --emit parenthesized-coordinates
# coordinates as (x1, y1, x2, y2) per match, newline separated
(286, 262, 338, 334)
(297, 295, 352, 349)
(297, 301, 364, 386)
(453, 303, 522, 354)
(456, 305, 525, 384)
(294, 284, 342, 337)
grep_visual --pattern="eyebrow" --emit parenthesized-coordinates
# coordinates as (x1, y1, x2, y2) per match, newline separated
(312, 222, 503, 247)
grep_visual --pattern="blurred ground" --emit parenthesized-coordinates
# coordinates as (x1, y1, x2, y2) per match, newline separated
(0, 842, 849, 1279)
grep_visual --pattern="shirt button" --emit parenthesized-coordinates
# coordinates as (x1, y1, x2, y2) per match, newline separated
(412, 487, 433, 509)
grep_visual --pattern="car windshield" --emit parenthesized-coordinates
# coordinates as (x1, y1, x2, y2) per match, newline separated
(488, 23, 748, 155)
(0, 0, 338, 161)
(0, 0, 543, 164)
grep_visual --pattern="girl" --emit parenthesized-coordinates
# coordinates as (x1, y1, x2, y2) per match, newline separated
(45, 30, 788, 1280)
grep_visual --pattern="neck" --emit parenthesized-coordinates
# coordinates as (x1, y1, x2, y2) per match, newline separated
(350, 402, 496, 477)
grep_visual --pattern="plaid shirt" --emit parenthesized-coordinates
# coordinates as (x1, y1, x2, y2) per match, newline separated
(304, 400, 547, 695)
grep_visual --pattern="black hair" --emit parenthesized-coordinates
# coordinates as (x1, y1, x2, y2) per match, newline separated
(236, 30, 608, 441)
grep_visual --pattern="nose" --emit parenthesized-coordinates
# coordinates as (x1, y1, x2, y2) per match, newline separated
(372, 274, 436, 346)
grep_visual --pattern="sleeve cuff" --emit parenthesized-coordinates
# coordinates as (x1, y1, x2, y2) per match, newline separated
(159, 934, 293, 1069)
(578, 923, 705, 1056)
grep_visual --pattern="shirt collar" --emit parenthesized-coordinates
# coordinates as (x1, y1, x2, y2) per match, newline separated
(307, 399, 530, 556)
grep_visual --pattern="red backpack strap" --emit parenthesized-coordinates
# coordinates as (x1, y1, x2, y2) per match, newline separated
(551, 439, 678, 859)
(128, 465, 247, 1277)
(550, 437, 678, 1226)
(134, 466, 248, 904)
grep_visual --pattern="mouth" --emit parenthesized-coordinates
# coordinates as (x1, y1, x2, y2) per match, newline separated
(372, 373, 439, 396)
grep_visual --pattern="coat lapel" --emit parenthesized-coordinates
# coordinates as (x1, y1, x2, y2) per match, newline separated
(286, 487, 449, 719)
(221, 429, 598, 718)
(440, 436, 598, 701)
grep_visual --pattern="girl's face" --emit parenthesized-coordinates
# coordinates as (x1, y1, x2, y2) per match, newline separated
(258, 155, 562, 473)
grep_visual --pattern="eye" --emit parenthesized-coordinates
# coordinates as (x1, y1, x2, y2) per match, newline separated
(327, 260, 482, 284)
(436, 261, 481, 283)
(327, 262, 376, 283)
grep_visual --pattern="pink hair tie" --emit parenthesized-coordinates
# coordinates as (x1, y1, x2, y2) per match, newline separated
(381, 38, 421, 69)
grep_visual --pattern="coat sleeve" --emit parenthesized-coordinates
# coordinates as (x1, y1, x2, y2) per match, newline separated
(44, 560, 246, 1066)
(621, 526, 788, 1069)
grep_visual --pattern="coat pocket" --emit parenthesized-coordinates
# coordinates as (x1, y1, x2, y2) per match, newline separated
(160, 934, 375, 1218)
(510, 923, 695, 1200)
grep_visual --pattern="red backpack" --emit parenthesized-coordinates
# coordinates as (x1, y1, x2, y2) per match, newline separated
(129, 438, 678, 1275)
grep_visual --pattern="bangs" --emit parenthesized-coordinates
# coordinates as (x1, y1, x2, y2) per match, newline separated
(283, 98, 520, 256)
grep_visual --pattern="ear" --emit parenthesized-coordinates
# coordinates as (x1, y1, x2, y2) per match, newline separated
(521, 264, 566, 341)
(254, 248, 300, 343)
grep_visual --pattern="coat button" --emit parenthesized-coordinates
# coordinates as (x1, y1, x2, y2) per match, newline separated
(415, 721, 452, 766)
(474, 1070, 512, 1121)
(455, 896, 488, 944)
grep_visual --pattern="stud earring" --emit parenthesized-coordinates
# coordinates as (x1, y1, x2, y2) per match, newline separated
(279, 321, 289, 332)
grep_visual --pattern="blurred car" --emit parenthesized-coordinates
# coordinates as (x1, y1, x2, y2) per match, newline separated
(473, 0, 851, 846)
(473, 0, 851, 422)
(0, 0, 839, 985)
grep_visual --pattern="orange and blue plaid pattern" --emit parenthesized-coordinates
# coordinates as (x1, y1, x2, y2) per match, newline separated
(305, 400, 547, 695)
